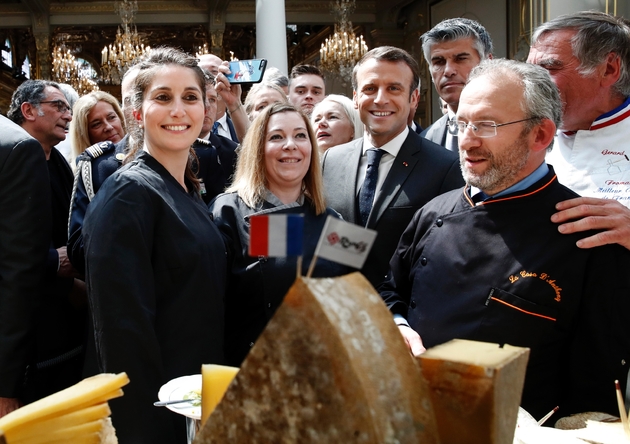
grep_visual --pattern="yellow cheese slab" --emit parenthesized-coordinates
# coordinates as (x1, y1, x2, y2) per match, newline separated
(0, 373, 128, 434)
(200, 365, 239, 425)
(3, 403, 110, 442)
(10, 419, 104, 444)
(418, 339, 530, 444)
(195, 273, 439, 443)
(46, 432, 101, 444)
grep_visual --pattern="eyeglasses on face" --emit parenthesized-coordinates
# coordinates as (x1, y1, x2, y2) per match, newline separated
(447, 117, 539, 138)
(37, 100, 72, 115)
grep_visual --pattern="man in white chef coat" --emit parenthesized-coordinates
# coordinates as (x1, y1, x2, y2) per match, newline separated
(528, 11, 630, 251)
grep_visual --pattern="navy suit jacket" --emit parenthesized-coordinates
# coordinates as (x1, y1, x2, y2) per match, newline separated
(195, 134, 237, 204)
(225, 115, 239, 143)
(321, 130, 464, 287)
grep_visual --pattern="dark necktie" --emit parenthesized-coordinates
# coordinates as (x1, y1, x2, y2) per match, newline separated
(211, 121, 220, 135)
(358, 149, 384, 227)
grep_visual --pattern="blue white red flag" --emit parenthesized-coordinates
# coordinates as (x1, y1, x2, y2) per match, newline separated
(313, 216, 377, 269)
(249, 214, 304, 257)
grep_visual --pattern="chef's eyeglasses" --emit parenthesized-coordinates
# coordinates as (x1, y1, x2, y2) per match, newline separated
(37, 100, 72, 115)
(447, 117, 539, 138)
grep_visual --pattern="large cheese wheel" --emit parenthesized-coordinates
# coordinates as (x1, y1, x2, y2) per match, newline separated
(194, 272, 439, 444)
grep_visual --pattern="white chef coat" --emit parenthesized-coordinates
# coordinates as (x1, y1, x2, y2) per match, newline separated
(547, 97, 630, 208)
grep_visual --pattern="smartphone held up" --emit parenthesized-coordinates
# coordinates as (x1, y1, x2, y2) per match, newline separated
(225, 59, 268, 84)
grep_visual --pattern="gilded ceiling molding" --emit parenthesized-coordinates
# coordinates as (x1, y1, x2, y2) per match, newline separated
(50, 2, 207, 14)
(47, 0, 376, 14)
(284, 0, 375, 12)
(0, 5, 28, 13)
(50, 3, 116, 13)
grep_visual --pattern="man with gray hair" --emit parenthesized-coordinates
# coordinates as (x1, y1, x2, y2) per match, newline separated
(55, 83, 79, 162)
(7, 79, 85, 403)
(528, 11, 630, 252)
(0, 115, 51, 418)
(420, 17, 493, 151)
(380, 58, 630, 419)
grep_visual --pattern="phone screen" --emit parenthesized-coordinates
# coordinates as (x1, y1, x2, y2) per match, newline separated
(226, 59, 267, 84)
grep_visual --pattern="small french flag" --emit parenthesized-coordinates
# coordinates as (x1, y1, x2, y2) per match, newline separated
(249, 214, 304, 257)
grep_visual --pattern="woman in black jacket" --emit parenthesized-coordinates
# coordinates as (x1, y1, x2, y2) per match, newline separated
(210, 102, 349, 366)
(83, 48, 226, 444)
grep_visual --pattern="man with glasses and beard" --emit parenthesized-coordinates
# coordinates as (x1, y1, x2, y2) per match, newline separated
(379, 59, 630, 421)
(7, 80, 85, 403)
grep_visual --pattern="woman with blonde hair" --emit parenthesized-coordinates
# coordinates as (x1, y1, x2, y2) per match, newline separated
(68, 91, 125, 166)
(311, 94, 363, 153)
(210, 102, 349, 366)
(243, 81, 287, 122)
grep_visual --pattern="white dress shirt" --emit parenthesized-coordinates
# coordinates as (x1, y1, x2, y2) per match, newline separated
(214, 113, 231, 139)
(356, 127, 410, 199)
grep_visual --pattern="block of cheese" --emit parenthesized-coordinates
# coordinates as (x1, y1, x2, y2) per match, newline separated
(0, 373, 127, 444)
(200, 364, 239, 425)
(4, 404, 110, 443)
(418, 339, 529, 444)
(194, 272, 439, 444)
(12, 419, 105, 444)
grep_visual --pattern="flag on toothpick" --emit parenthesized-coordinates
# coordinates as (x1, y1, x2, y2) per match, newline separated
(249, 214, 304, 257)
(307, 216, 377, 276)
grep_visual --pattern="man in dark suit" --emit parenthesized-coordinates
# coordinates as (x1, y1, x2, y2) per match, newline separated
(420, 18, 493, 151)
(198, 53, 249, 143)
(0, 115, 51, 418)
(322, 46, 464, 288)
(7, 80, 85, 403)
(197, 69, 238, 202)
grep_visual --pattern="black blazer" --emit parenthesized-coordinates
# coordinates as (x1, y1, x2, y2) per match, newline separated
(421, 114, 457, 151)
(0, 116, 52, 398)
(321, 130, 464, 287)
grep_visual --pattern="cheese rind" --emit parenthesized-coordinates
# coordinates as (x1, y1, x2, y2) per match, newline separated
(194, 273, 439, 443)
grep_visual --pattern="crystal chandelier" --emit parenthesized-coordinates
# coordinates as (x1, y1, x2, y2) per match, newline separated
(51, 44, 99, 95)
(319, 0, 368, 82)
(195, 43, 209, 58)
(101, 0, 151, 85)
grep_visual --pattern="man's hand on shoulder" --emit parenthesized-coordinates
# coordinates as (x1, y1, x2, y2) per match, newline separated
(0, 397, 21, 418)
(551, 197, 630, 250)
(398, 325, 426, 356)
